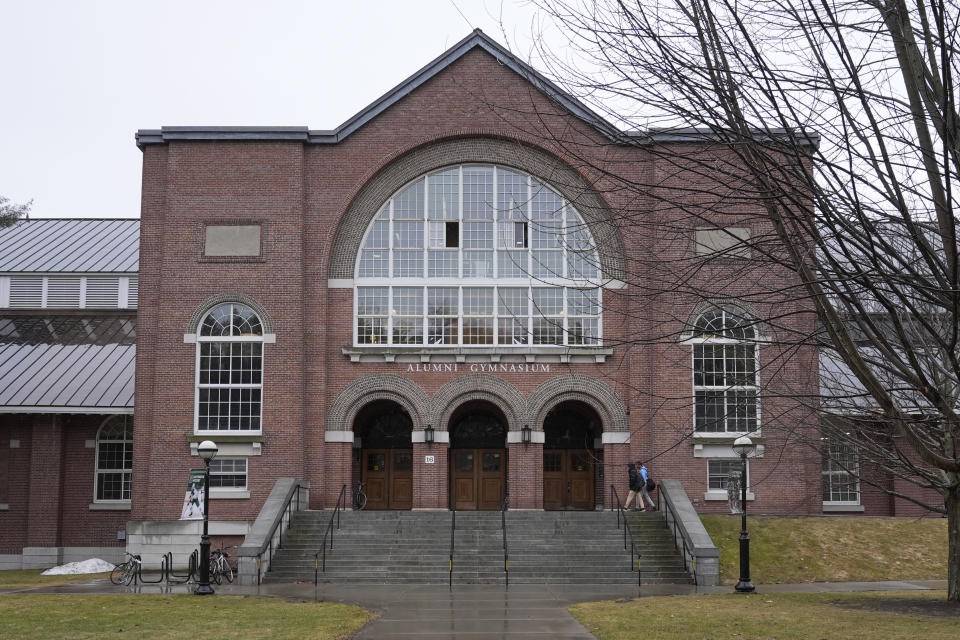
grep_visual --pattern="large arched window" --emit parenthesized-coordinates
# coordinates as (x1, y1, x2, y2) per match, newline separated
(691, 306, 759, 433)
(95, 415, 133, 502)
(354, 165, 602, 347)
(195, 303, 263, 433)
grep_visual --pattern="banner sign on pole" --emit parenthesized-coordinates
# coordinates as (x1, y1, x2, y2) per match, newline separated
(180, 469, 206, 520)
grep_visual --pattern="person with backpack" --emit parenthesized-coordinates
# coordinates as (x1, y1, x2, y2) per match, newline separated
(624, 462, 642, 510)
(637, 462, 656, 511)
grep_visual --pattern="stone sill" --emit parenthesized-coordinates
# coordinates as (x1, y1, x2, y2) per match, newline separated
(822, 503, 865, 512)
(211, 489, 250, 499)
(342, 345, 613, 364)
(0, 504, 8, 511)
(704, 491, 754, 502)
(89, 502, 131, 511)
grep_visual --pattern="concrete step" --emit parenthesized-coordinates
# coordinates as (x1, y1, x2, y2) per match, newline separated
(263, 509, 694, 585)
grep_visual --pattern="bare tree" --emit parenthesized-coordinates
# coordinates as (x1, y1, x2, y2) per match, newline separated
(513, 0, 960, 599)
(0, 195, 31, 227)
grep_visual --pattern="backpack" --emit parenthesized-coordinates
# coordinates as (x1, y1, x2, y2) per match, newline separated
(645, 478, 657, 492)
(628, 467, 641, 490)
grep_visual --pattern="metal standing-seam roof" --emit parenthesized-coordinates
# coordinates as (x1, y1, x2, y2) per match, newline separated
(0, 218, 139, 272)
(0, 316, 135, 412)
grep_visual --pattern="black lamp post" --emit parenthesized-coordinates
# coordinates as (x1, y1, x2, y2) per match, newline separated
(195, 439, 218, 595)
(732, 435, 756, 593)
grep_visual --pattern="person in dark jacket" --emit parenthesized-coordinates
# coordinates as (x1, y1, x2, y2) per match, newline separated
(624, 462, 642, 510)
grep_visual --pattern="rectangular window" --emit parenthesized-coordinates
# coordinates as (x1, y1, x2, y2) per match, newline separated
(496, 168, 527, 220)
(428, 169, 459, 220)
(445, 222, 459, 248)
(357, 287, 388, 344)
(428, 249, 459, 277)
(708, 459, 747, 492)
(427, 287, 458, 345)
(462, 166, 494, 220)
(462, 287, 493, 344)
(209, 458, 248, 489)
(391, 287, 423, 345)
(514, 222, 528, 248)
(822, 441, 860, 504)
(694, 343, 758, 433)
(497, 288, 529, 345)
(532, 287, 563, 345)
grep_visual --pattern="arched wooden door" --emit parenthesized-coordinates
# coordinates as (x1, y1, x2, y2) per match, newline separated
(449, 406, 507, 510)
(354, 401, 413, 510)
(543, 401, 600, 510)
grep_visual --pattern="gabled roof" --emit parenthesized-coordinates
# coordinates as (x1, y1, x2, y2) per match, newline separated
(0, 219, 139, 273)
(136, 29, 618, 148)
(0, 315, 136, 412)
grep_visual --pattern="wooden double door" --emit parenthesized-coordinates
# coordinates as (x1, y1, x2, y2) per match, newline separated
(362, 449, 413, 510)
(450, 449, 506, 510)
(543, 450, 595, 510)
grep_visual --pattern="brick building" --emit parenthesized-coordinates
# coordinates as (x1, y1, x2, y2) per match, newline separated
(0, 31, 934, 569)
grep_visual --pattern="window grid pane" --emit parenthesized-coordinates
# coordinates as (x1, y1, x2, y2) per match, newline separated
(428, 169, 459, 220)
(693, 309, 759, 433)
(354, 165, 604, 347)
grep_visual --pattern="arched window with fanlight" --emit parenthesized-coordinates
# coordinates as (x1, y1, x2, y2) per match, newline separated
(195, 303, 264, 433)
(691, 306, 759, 433)
(353, 164, 603, 348)
(95, 415, 133, 502)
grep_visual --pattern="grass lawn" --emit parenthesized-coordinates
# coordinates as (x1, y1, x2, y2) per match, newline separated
(0, 594, 372, 640)
(700, 515, 947, 584)
(570, 590, 960, 640)
(0, 570, 112, 589)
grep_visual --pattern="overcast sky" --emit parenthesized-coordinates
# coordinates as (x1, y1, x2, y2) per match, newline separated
(1, 1, 545, 220)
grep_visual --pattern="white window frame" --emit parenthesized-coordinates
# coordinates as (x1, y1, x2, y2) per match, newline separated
(705, 458, 754, 502)
(194, 303, 265, 435)
(209, 457, 248, 492)
(688, 307, 761, 436)
(352, 164, 603, 348)
(93, 415, 133, 504)
(822, 440, 861, 507)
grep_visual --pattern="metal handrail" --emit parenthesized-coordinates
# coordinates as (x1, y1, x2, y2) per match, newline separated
(658, 485, 697, 584)
(314, 484, 348, 584)
(250, 482, 308, 584)
(610, 484, 642, 586)
(500, 493, 509, 588)
(448, 506, 456, 590)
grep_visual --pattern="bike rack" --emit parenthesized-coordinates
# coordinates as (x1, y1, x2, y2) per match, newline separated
(137, 554, 168, 584)
(165, 550, 198, 584)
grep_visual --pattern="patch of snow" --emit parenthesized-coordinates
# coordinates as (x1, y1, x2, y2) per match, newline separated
(41, 558, 116, 575)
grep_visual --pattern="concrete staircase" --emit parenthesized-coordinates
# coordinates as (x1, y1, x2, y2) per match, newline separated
(263, 509, 692, 585)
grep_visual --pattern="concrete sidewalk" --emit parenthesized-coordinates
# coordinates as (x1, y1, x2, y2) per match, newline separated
(2, 578, 949, 639)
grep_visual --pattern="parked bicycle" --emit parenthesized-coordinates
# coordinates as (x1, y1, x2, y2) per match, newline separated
(210, 546, 235, 584)
(110, 552, 142, 585)
(352, 481, 367, 510)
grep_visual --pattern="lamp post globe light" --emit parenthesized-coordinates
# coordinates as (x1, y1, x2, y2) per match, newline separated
(195, 440, 218, 595)
(732, 435, 756, 593)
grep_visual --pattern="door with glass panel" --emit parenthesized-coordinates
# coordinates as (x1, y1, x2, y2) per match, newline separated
(448, 406, 508, 510)
(362, 449, 412, 510)
(542, 401, 600, 510)
(354, 401, 413, 510)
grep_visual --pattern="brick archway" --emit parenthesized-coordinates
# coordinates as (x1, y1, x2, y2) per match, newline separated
(326, 375, 430, 432)
(527, 375, 627, 434)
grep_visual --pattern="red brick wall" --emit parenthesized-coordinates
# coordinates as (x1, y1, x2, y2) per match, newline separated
(0, 415, 129, 553)
(132, 47, 822, 523)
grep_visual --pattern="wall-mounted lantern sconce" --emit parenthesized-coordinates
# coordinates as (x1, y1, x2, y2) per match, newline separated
(521, 424, 532, 446)
(424, 424, 435, 446)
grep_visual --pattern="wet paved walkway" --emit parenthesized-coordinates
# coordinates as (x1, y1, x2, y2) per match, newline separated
(2, 578, 948, 639)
